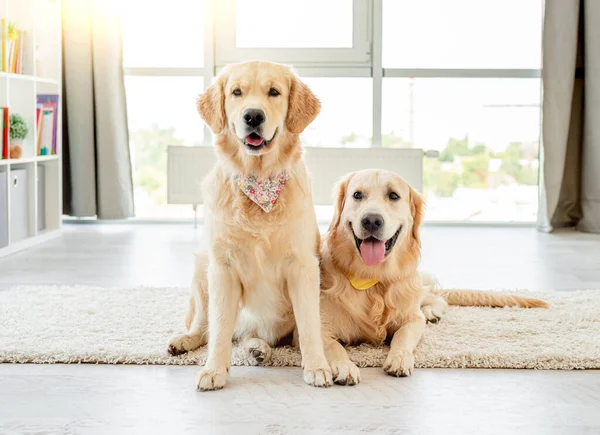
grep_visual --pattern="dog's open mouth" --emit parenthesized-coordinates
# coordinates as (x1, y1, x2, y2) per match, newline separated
(244, 132, 265, 147)
(242, 129, 277, 151)
(350, 224, 402, 266)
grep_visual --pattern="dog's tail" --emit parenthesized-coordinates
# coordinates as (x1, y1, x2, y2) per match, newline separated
(420, 272, 548, 309)
(436, 289, 548, 309)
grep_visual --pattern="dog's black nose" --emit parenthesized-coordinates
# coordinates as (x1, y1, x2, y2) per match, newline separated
(243, 109, 265, 128)
(361, 213, 384, 233)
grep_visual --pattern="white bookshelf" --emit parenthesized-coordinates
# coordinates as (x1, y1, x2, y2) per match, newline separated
(0, 0, 62, 257)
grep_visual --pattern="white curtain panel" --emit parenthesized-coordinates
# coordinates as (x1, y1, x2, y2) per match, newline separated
(539, 0, 600, 233)
(62, 0, 134, 219)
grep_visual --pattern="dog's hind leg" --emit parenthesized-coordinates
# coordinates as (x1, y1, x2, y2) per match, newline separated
(421, 292, 448, 324)
(241, 337, 273, 365)
(168, 295, 208, 356)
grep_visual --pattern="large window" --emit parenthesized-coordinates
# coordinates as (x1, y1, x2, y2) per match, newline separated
(121, 0, 543, 222)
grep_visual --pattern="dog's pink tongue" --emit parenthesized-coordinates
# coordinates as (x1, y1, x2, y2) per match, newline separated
(245, 135, 263, 146)
(359, 239, 385, 266)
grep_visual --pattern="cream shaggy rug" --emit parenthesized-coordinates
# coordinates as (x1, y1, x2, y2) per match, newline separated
(0, 285, 598, 370)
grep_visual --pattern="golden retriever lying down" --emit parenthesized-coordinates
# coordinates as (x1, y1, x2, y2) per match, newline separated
(168, 60, 332, 390)
(319, 169, 548, 385)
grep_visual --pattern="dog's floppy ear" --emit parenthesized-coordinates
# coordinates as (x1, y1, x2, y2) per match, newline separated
(286, 74, 321, 134)
(409, 186, 425, 246)
(328, 173, 354, 233)
(197, 74, 226, 134)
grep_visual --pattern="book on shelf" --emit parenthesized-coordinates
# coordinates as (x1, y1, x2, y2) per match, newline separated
(17, 28, 24, 73)
(35, 104, 43, 156)
(36, 94, 59, 156)
(1, 19, 5, 73)
(1, 20, 26, 74)
(1, 107, 8, 160)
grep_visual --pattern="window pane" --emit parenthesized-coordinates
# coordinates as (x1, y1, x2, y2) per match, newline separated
(125, 76, 205, 218)
(382, 0, 543, 69)
(382, 78, 541, 222)
(235, 0, 353, 48)
(300, 78, 372, 147)
(121, 0, 204, 67)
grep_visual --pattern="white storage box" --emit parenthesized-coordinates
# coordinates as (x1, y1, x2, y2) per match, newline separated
(38, 165, 46, 231)
(0, 171, 7, 248)
(10, 169, 29, 242)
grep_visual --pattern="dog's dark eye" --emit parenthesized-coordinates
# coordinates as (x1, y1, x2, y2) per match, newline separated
(353, 191, 363, 200)
(389, 192, 400, 201)
(232, 88, 242, 97)
(268, 88, 280, 97)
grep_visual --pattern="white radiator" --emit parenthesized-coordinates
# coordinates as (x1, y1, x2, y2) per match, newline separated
(167, 146, 424, 206)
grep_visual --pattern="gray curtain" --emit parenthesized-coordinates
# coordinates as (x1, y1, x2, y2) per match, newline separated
(62, 0, 134, 219)
(538, 0, 600, 233)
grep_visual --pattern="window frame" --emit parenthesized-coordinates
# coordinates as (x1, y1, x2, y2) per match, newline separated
(213, 0, 372, 68)
(121, 0, 544, 224)
(123, 0, 542, 148)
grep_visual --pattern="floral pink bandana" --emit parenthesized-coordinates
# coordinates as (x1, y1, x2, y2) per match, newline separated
(235, 171, 289, 213)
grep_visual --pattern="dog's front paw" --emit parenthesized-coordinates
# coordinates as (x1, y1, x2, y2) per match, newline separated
(383, 350, 415, 377)
(303, 361, 333, 387)
(330, 360, 361, 386)
(196, 366, 228, 391)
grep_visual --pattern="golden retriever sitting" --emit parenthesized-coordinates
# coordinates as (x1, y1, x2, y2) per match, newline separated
(168, 60, 332, 390)
(319, 169, 548, 385)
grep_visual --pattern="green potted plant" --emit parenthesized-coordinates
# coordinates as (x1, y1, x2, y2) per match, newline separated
(9, 113, 28, 145)
(9, 113, 28, 159)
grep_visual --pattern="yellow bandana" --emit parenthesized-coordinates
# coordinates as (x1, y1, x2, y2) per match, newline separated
(348, 276, 379, 290)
